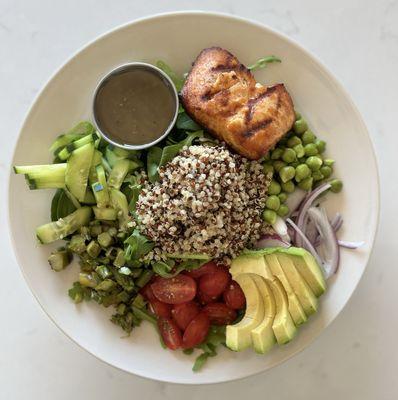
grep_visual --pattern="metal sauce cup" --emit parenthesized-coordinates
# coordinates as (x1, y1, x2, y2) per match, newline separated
(92, 62, 179, 150)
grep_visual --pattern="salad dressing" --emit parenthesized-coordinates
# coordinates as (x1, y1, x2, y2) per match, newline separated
(94, 67, 177, 146)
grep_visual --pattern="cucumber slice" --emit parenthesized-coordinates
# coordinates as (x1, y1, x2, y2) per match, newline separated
(110, 188, 130, 230)
(58, 133, 97, 161)
(105, 147, 125, 168)
(92, 181, 110, 208)
(14, 163, 67, 177)
(88, 150, 103, 184)
(50, 134, 84, 155)
(25, 175, 65, 190)
(48, 249, 72, 271)
(36, 207, 92, 244)
(108, 159, 135, 189)
(65, 142, 95, 202)
(93, 206, 117, 221)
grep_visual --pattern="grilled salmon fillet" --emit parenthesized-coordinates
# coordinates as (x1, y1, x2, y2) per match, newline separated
(181, 47, 295, 160)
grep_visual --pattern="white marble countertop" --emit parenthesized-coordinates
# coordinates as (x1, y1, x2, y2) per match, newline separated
(1, 0, 397, 398)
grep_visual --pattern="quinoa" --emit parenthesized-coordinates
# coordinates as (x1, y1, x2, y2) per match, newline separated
(136, 145, 271, 264)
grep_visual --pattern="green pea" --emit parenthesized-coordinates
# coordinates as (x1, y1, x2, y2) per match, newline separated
(278, 192, 287, 203)
(315, 139, 326, 153)
(293, 144, 305, 158)
(281, 180, 295, 193)
(294, 111, 301, 120)
(266, 195, 281, 211)
(279, 166, 296, 183)
(320, 166, 332, 178)
(273, 160, 287, 172)
(263, 164, 274, 175)
(312, 170, 324, 181)
(302, 130, 316, 144)
(295, 164, 311, 181)
(271, 148, 283, 160)
(282, 148, 297, 163)
(262, 209, 277, 224)
(277, 204, 289, 217)
(294, 119, 308, 134)
(304, 143, 319, 156)
(306, 156, 323, 171)
(287, 136, 302, 148)
(330, 179, 343, 193)
(268, 179, 281, 195)
(298, 177, 313, 191)
(324, 158, 335, 167)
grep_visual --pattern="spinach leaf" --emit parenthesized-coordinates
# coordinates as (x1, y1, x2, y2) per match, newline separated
(124, 229, 154, 261)
(156, 60, 185, 92)
(147, 146, 162, 183)
(128, 184, 142, 213)
(158, 130, 203, 169)
(248, 55, 281, 71)
(176, 112, 201, 131)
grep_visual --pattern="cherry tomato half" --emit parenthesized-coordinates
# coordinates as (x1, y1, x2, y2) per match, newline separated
(223, 281, 246, 310)
(157, 317, 182, 350)
(171, 301, 200, 330)
(203, 302, 237, 325)
(140, 283, 156, 301)
(151, 275, 197, 305)
(186, 261, 219, 279)
(149, 299, 172, 318)
(197, 291, 219, 305)
(182, 312, 210, 349)
(199, 269, 230, 298)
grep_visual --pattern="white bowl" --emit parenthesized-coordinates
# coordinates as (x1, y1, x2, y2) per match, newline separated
(8, 11, 379, 384)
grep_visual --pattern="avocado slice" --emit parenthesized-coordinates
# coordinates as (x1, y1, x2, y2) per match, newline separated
(250, 275, 276, 354)
(226, 274, 265, 351)
(269, 276, 297, 344)
(243, 247, 326, 297)
(277, 253, 318, 315)
(265, 254, 307, 326)
(229, 253, 273, 279)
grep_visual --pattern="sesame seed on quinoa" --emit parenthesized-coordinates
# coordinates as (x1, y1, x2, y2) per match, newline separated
(136, 144, 272, 264)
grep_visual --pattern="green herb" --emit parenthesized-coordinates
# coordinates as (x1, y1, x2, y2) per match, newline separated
(124, 229, 154, 261)
(176, 112, 201, 131)
(248, 55, 281, 71)
(192, 353, 210, 372)
(156, 60, 185, 92)
(132, 305, 157, 325)
(147, 146, 163, 183)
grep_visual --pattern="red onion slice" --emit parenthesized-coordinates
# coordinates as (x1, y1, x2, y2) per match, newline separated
(338, 240, 364, 249)
(286, 218, 323, 266)
(307, 206, 340, 279)
(255, 234, 290, 249)
(295, 183, 331, 247)
(272, 216, 291, 242)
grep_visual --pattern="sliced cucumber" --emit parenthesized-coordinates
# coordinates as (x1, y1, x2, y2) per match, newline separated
(92, 181, 110, 208)
(88, 150, 103, 184)
(25, 175, 65, 190)
(108, 159, 135, 189)
(36, 207, 92, 244)
(48, 249, 72, 271)
(58, 133, 97, 161)
(14, 163, 67, 177)
(93, 206, 117, 221)
(110, 188, 130, 230)
(65, 142, 95, 202)
(50, 134, 84, 155)
(105, 146, 126, 168)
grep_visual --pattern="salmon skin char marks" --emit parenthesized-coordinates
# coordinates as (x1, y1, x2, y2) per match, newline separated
(181, 47, 295, 160)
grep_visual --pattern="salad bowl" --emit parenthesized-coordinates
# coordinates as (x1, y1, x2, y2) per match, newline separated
(8, 11, 379, 384)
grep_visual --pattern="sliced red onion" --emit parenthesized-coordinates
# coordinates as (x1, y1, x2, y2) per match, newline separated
(338, 240, 364, 249)
(295, 183, 331, 246)
(286, 218, 323, 266)
(285, 188, 307, 215)
(313, 213, 344, 247)
(272, 216, 291, 242)
(255, 234, 290, 249)
(307, 206, 340, 279)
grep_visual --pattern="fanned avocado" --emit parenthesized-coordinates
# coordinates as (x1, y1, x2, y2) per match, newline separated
(226, 274, 264, 351)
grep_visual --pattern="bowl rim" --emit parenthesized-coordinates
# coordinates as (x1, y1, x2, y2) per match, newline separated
(7, 10, 380, 385)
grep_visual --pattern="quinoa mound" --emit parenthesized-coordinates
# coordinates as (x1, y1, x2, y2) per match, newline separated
(136, 145, 271, 263)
